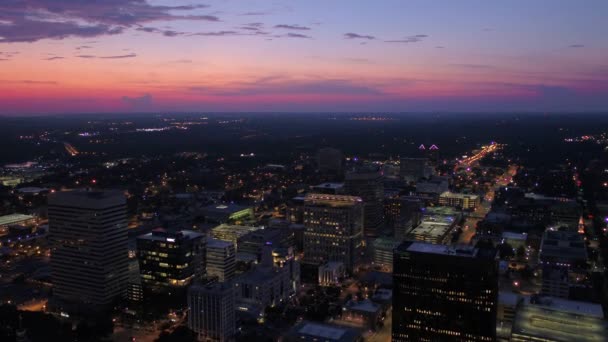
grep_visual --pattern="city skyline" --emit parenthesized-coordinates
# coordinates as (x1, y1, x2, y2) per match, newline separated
(1, 0, 607, 114)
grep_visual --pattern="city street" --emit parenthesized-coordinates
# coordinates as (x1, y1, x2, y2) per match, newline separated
(366, 308, 392, 342)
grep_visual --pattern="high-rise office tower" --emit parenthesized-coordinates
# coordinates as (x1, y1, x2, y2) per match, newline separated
(400, 157, 432, 182)
(206, 238, 236, 282)
(317, 147, 344, 175)
(302, 194, 364, 272)
(539, 230, 587, 299)
(188, 282, 236, 342)
(344, 169, 384, 236)
(48, 190, 128, 311)
(137, 228, 206, 292)
(395, 198, 422, 241)
(393, 241, 498, 341)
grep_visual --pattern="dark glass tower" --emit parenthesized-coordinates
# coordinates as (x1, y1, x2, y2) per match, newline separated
(136, 228, 205, 293)
(392, 241, 498, 342)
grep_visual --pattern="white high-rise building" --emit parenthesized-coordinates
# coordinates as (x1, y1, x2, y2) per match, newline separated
(48, 190, 128, 311)
(206, 238, 236, 282)
(188, 282, 236, 342)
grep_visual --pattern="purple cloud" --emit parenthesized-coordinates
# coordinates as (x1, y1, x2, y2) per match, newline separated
(0, 1, 217, 43)
(385, 34, 429, 43)
(189, 78, 383, 97)
(284, 33, 311, 39)
(44, 56, 65, 60)
(191, 31, 240, 37)
(569, 44, 585, 48)
(344, 33, 375, 40)
(1, 80, 57, 85)
(274, 24, 311, 31)
(77, 53, 137, 59)
(240, 12, 269, 16)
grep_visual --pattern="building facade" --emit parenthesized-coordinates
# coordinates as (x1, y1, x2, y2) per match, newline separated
(400, 157, 431, 182)
(393, 241, 498, 341)
(137, 228, 205, 292)
(48, 190, 128, 311)
(344, 170, 384, 236)
(206, 238, 236, 282)
(302, 194, 364, 272)
(439, 192, 480, 210)
(539, 230, 588, 299)
(188, 282, 236, 342)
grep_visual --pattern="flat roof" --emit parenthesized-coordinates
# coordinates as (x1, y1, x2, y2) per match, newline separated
(440, 191, 479, 200)
(512, 296, 608, 341)
(207, 238, 234, 248)
(298, 322, 346, 340)
(409, 221, 452, 238)
(0, 214, 34, 226)
(345, 299, 381, 313)
(397, 241, 490, 259)
(502, 231, 527, 241)
(422, 206, 460, 217)
(405, 242, 478, 257)
(138, 229, 203, 242)
(305, 193, 362, 203)
(312, 182, 344, 189)
(202, 203, 251, 214)
(540, 230, 587, 261)
(16, 187, 48, 194)
(372, 237, 401, 249)
(372, 289, 392, 301)
(48, 189, 125, 209)
(525, 296, 604, 318)
(212, 224, 260, 234)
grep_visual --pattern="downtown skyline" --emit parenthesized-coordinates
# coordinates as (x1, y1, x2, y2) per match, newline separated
(1, 0, 607, 114)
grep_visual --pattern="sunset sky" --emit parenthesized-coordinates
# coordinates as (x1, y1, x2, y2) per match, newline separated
(1, 0, 607, 114)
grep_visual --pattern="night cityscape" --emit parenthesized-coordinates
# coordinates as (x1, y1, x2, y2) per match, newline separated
(1, 1, 608, 342)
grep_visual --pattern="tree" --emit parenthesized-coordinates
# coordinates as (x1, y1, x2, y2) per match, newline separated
(475, 239, 494, 249)
(516, 245, 526, 260)
(498, 243, 515, 260)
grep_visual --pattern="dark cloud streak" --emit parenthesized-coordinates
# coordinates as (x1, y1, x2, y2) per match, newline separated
(344, 33, 375, 40)
(274, 24, 311, 31)
(0, 1, 218, 43)
(77, 53, 137, 59)
(385, 34, 429, 43)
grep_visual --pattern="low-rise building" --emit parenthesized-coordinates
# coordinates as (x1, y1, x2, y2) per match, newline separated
(341, 299, 383, 331)
(511, 295, 608, 341)
(406, 221, 453, 244)
(0, 214, 36, 236)
(283, 321, 363, 342)
(233, 247, 299, 308)
(311, 182, 345, 195)
(318, 261, 345, 286)
(201, 204, 254, 224)
(439, 191, 480, 210)
(210, 224, 261, 249)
